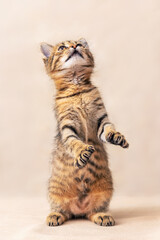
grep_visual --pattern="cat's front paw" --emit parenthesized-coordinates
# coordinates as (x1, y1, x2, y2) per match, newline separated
(75, 145, 95, 168)
(106, 131, 129, 148)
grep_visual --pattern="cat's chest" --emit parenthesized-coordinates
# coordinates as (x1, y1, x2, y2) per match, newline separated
(79, 98, 97, 122)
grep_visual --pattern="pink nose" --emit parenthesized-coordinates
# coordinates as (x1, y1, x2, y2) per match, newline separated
(71, 45, 76, 49)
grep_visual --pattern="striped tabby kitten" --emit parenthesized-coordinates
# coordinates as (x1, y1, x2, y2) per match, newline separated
(40, 38, 129, 227)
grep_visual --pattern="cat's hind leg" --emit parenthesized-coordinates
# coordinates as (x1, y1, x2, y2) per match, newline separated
(86, 190, 115, 227)
(47, 191, 71, 226)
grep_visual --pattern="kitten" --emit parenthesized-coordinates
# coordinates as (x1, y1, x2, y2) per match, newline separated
(40, 38, 129, 226)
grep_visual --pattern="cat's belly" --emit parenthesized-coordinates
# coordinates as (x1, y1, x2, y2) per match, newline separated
(69, 195, 93, 215)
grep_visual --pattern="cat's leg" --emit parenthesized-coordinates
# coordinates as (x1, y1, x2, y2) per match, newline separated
(97, 113, 129, 148)
(86, 189, 115, 227)
(46, 196, 72, 226)
(60, 123, 95, 168)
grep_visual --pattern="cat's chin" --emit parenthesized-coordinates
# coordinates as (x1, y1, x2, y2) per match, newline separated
(62, 54, 85, 69)
(65, 50, 83, 62)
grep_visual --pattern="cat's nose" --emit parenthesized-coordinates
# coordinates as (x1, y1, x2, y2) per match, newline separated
(71, 45, 77, 49)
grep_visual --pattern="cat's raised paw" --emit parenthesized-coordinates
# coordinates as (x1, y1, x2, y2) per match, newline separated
(75, 145, 95, 168)
(106, 131, 129, 148)
(46, 212, 65, 226)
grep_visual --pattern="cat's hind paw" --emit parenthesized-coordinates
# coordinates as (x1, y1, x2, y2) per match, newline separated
(46, 212, 66, 226)
(89, 212, 115, 227)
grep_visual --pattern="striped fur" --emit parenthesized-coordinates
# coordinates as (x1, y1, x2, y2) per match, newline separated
(40, 38, 129, 227)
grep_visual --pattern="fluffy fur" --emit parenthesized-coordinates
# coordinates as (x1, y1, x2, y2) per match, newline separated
(40, 38, 129, 227)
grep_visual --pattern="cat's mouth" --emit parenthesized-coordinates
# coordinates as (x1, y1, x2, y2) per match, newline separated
(65, 50, 84, 62)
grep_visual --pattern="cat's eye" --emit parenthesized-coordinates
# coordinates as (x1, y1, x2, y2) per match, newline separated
(58, 45, 66, 51)
(76, 43, 83, 47)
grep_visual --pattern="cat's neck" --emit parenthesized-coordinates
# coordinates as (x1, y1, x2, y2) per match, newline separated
(53, 67, 93, 96)
(55, 77, 93, 97)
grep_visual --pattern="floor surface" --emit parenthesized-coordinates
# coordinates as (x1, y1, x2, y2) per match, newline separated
(1, 196, 160, 240)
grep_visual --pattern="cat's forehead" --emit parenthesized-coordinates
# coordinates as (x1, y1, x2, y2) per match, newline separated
(56, 40, 77, 48)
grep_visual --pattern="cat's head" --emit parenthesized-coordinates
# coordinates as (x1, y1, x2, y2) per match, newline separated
(40, 38, 94, 81)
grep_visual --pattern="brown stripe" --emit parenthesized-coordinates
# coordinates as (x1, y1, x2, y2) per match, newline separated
(64, 135, 79, 143)
(97, 114, 108, 131)
(87, 168, 104, 179)
(56, 87, 96, 100)
(62, 125, 78, 135)
(88, 159, 104, 170)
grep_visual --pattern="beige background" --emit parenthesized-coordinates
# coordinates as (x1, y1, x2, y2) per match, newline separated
(0, 0, 160, 199)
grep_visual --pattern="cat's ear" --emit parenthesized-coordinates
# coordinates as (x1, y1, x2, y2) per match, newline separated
(40, 42, 53, 58)
(78, 38, 89, 48)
